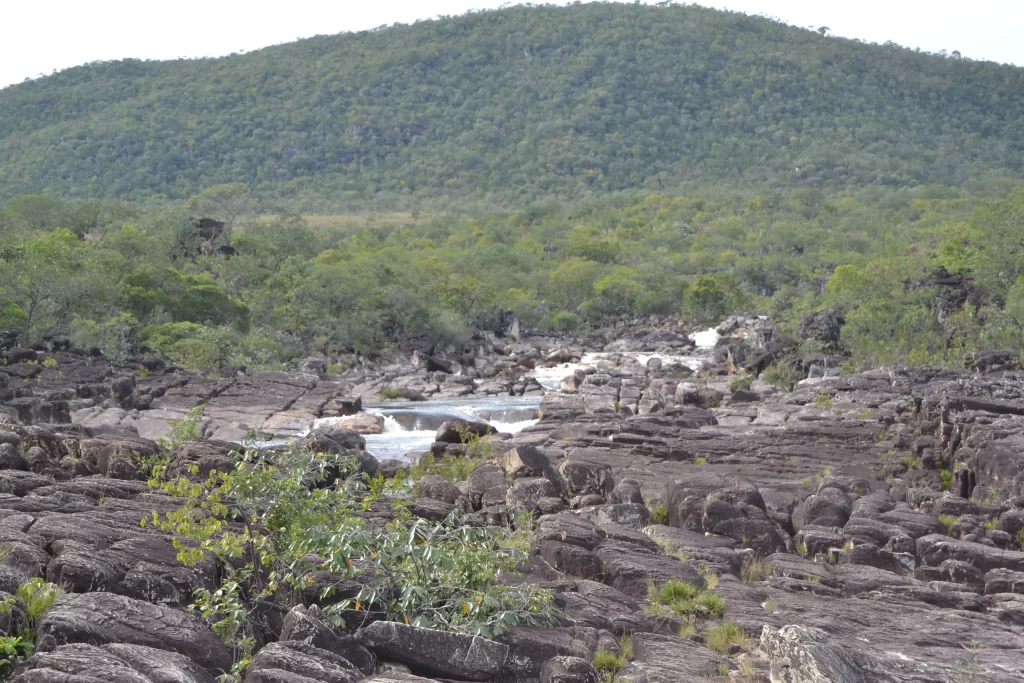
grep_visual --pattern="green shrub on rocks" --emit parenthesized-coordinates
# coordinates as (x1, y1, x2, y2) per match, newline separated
(146, 441, 557, 675)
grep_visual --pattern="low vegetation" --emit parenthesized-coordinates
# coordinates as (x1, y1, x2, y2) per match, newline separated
(593, 635, 633, 683)
(649, 501, 669, 525)
(705, 620, 749, 654)
(647, 580, 726, 621)
(740, 556, 773, 583)
(145, 442, 557, 678)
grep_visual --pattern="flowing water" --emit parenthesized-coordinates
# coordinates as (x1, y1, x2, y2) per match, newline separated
(354, 396, 543, 462)
(345, 325, 725, 462)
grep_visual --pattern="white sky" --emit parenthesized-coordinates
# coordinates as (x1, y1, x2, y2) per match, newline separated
(1, 0, 1022, 90)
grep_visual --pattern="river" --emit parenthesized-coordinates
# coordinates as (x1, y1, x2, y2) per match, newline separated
(342, 325, 725, 463)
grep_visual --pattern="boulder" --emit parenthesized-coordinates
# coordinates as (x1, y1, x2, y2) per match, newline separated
(355, 621, 508, 681)
(37, 592, 233, 674)
(306, 426, 366, 453)
(558, 461, 613, 497)
(10, 643, 217, 683)
(507, 477, 559, 511)
(279, 605, 376, 674)
(760, 625, 864, 683)
(243, 640, 362, 683)
(541, 656, 600, 683)
(435, 420, 496, 444)
(417, 476, 462, 505)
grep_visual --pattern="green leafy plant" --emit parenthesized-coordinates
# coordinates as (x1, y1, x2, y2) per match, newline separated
(940, 469, 954, 491)
(0, 636, 33, 673)
(140, 404, 205, 481)
(16, 578, 64, 627)
(729, 371, 753, 392)
(146, 440, 558, 664)
(762, 361, 803, 391)
(379, 387, 403, 400)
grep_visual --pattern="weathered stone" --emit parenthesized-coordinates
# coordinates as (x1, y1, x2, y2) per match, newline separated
(37, 592, 232, 674)
(540, 656, 600, 683)
(243, 640, 362, 683)
(355, 621, 508, 681)
(760, 625, 865, 683)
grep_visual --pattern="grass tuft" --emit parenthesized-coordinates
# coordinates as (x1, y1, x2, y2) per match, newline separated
(705, 620, 748, 654)
(648, 580, 725, 620)
(740, 556, 772, 583)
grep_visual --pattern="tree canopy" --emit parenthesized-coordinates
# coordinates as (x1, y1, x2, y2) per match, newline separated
(1, 3, 1023, 208)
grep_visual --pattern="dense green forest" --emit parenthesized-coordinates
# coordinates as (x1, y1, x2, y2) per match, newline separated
(2, 3, 1024, 208)
(3, 183, 1024, 372)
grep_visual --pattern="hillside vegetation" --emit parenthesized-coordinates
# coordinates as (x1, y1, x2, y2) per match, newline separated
(2, 3, 1024, 206)
(3, 184, 1024, 375)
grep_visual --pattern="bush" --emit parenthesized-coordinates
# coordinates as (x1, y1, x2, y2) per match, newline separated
(761, 360, 803, 391)
(148, 440, 557, 663)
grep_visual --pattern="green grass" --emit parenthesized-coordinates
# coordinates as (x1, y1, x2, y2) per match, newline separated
(983, 518, 999, 532)
(940, 469, 954, 491)
(649, 501, 669, 525)
(379, 387, 403, 400)
(593, 636, 633, 683)
(705, 621, 748, 654)
(694, 457, 707, 465)
(410, 452, 488, 483)
(939, 514, 959, 536)
(648, 580, 725, 620)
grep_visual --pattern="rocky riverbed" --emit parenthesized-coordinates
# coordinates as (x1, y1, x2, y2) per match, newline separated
(1, 321, 1023, 683)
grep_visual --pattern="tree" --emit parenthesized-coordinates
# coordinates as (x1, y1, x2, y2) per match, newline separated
(187, 184, 252, 238)
(548, 258, 602, 310)
(683, 273, 746, 323)
(0, 229, 109, 340)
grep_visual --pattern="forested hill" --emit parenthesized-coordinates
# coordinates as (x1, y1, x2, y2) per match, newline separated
(2, 2, 1024, 206)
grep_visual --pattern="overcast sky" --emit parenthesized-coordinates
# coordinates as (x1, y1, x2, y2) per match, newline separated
(1, 0, 1022, 90)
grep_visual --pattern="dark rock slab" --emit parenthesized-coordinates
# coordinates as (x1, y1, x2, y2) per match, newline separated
(355, 621, 508, 681)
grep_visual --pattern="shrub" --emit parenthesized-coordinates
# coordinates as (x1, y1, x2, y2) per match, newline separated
(761, 360, 803, 391)
(379, 387, 403, 400)
(940, 469, 954, 491)
(939, 514, 959, 536)
(147, 440, 557, 664)
(729, 372, 753, 392)
(812, 389, 833, 409)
